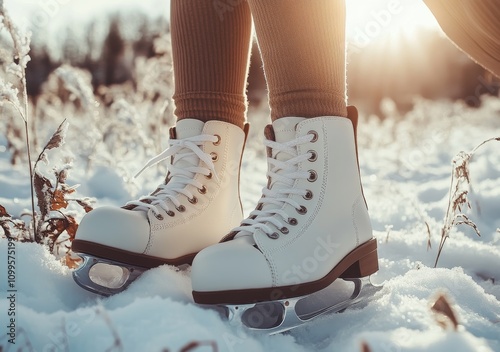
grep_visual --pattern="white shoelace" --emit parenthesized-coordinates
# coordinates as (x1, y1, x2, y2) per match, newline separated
(127, 134, 219, 214)
(233, 133, 315, 237)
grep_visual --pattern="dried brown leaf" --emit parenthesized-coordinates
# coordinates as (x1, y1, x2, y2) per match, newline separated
(430, 293, 459, 331)
(51, 190, 69, 210)
(34, 171, 53, 219)
(61, 184, 76, 194)
(76, 199, 93, 213)
(0, 204, 11, 218)
(1, 217, 29, 240)
(65, 215, 78, 240)
(1, 220, 12, 238)
(46, 218, 67, 237)
(64, 252, 81, 269)
(56, 169, 68, 184)
(45, 119, 68, 151)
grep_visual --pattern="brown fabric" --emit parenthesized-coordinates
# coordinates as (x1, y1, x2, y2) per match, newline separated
(425, 0, 500, 78)
(170, 0, 347, 126)
(248, 0, 348, 120)
(170, 0, 252, 129)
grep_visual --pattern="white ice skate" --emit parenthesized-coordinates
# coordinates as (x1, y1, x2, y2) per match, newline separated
(72, 119, 248, 296)
(191, 107, 379, 333)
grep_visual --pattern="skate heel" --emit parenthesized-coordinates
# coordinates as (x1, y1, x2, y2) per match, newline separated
(340, 248, 379, 279)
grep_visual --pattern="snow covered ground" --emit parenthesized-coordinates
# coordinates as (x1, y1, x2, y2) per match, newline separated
(1, 96, 500, 351)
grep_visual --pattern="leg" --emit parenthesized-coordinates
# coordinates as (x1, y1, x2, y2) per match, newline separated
(191, 0, 378, 313)
(72, 1, 252, 295)
(249, 0, 348, 120)
(171, 0, 253, 129)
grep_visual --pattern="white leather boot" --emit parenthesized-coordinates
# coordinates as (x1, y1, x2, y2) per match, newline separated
(192, 107, 378, 305)
(72, 119, 247, 295)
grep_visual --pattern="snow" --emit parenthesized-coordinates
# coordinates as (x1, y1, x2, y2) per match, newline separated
(1, 96, 500, 351)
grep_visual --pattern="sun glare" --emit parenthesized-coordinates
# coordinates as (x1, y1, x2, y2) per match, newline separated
(346, 0, 439, 44)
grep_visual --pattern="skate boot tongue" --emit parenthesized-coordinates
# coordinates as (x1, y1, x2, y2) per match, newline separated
(129, 118, 214, 213)
(236, 117, 306, 240)
(269, 117, 307, 165)
(268, 117, 306, 188)
(271, 117, 306, 145)
(175, 119, 205, 139)
(152, 118, 217, 209)
(169, 119, 206, 178)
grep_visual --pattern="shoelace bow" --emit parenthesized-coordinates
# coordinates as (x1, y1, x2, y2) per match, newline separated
(127, 134, 219, 214)
(233, 133, 315, 237)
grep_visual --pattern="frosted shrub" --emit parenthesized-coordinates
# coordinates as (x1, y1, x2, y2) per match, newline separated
(54, 64, 97, 111)
(1, 6, 178, 265)
(0, 7, 92, 267)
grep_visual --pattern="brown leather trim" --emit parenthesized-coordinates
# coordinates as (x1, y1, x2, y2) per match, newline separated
(192, 238, 378, 305)
(72, 240, 197, 269)
(237, 123, 251, 221)
(169, 126, 177, 139)
(347, 106, 368, 210)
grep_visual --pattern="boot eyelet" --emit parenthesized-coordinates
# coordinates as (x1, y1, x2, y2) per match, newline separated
(213, 134, 221, 146)
(198, 186, 207, 194)
(308, 130, 318, 143)
(287, 217, 298, 226)
(210, 152, 218, 162)
(205, 172, 212, 179)
(307, 150, 317, 162)
(296, 206, 307, 215)
(267, 232, 280, 240)
(176, 205, 186, 212)
(188, 196, 198, 204)
(308, 170, 318, 182)
(154, 213, 164, 220)
(303, 190, 313, 200)
(167, 210, 175, 217)
(280, 227, 289, 234)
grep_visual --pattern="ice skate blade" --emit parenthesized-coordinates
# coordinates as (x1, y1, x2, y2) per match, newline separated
(219, 278, 367, 335)
(73, 254, 147, 296)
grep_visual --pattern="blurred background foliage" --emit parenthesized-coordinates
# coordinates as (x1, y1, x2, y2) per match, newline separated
(6, 1, 500, 119)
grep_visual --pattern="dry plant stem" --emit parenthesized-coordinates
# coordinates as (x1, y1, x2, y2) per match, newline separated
(471, 137, 500, 154)
(3, 8, 37, 238)
(434, 228, 449, 268)
(434, 137, 499, 268)
(7, 80, 36, 238)
(33, 118, 68, 172)
(434, 171, 456, 268)
(22, 81, 37, 239)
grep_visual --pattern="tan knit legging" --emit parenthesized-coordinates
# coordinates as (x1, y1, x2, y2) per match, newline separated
(171, 0, 347, 128)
